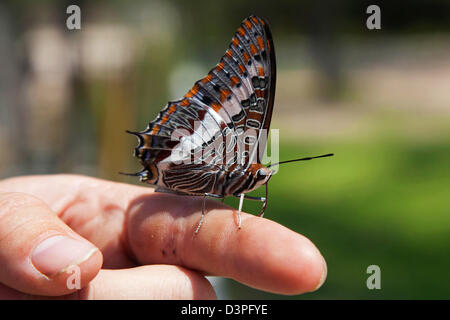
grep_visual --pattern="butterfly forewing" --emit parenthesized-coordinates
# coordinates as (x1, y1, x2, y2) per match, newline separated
(129, 15, 276, 196)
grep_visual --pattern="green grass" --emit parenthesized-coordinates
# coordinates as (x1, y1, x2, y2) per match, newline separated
(224, 132, 450, 299)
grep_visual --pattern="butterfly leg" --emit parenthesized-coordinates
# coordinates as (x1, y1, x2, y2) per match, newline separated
(258, 183, 269, 218)
(194, 195, 207, 235)
(194, 193, 225, 235)
(258, 198, 268, 217)
(236, 195, 266, 201)
(237, 194, 244, 229)
(233, 183, 268, 218)
(237, 194, 266, 218)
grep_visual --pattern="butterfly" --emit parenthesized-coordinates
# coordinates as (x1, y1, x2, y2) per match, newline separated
(124, 15, 332, 233)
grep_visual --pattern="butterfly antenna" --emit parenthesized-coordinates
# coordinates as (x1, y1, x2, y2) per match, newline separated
(268, 153, 334, 168)
(118, 169, 147, 177)
(125, 130, 140, 136)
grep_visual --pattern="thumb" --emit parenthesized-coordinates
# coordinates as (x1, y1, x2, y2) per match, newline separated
(0, 192, 103, 296)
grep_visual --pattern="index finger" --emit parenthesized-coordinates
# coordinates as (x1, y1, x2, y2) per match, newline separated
(127, 192, 327, 295)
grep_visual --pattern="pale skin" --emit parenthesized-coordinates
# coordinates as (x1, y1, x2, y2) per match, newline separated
(0, 174, 327, 299)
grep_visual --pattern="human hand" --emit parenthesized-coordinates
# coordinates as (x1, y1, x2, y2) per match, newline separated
(0, 174, 326, 299)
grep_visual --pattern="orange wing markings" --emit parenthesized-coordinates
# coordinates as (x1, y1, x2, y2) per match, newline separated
(215, 62, 225, 72)
(251, 16, 260, 25)
(225, 49, 233, 58)
(244, 20, 252, 30)
(255, 89, 266, 99)
(160, 104, 178, 125)
(238, 64, 246, 74)
(201, 74, 213, 84)
(249, 44, 258, 56)
(185, 84, 200, 98)
(232, 37, 239, 47)
(237, 27, 245, 37)
(180, 99, 190, 107)
(209, 104, 227, 130)
(168, 104, 177, 113)
(150, 103, 178, 132)
(258, 66, 265, 77)
(257, 37, 264, 50)
(230, 76, 240, 87)
(210, 103, 222, 113)
(151, 124, 160, 135)
(242, 52, 250, 64)
(220, 89, 231, 102)
(160, 114, 170, 124)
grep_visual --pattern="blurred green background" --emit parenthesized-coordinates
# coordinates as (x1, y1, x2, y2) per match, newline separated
(0, 0, 449, 299)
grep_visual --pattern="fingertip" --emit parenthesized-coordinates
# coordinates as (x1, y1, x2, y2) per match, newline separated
(30, 235, 100, 279)
(72, 246, 103, 289)
(214, 217, 328, 295)
(284, 239, 327, 294)
(29, 239, 103, 296)
(313, 253, 327, 292)
(0, 191, 104, 296)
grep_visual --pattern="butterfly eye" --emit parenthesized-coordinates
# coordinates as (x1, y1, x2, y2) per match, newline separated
(257, 169, 266, 177)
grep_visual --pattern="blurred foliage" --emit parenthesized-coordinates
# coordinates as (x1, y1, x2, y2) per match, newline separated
(225, 122, 450, 299)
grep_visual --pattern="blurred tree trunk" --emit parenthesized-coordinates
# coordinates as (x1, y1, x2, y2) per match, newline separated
(306, 0, 344, 102)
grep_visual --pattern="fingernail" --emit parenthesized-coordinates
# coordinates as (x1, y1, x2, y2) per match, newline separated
(313, 256, 327, 291)
(31, 235, 98, 278)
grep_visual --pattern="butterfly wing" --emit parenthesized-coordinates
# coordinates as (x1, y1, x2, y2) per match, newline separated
(128, 15, 276, 195)
(235, 16, 276, 165)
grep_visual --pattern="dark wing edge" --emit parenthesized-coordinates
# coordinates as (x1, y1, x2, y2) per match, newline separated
(242, 15, 277, 165)
(260, 16, 276, 134)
